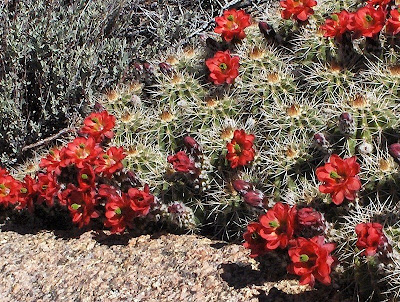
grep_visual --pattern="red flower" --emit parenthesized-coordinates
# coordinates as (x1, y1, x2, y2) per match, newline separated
(39, 147, 66, 175)
(104, 193, 136, 234)
(64, 137, 101, 168)
(243, 222, 270, 258)
(386, 8, 400, 35)
(367, 0, 391, 7)
(205, 50, 239, 85)
(36, 173, 59, 207)
(95, 147, 126, 177)
(64, 188, 99, 228)
(226, 129, 255, 169)
(355, 222, 388, 256)
(0, 168, 7, 177)
(214, 9, 251, 42)
(167, 151, 196, 173)
(17, 175, 37, 212)
(80, 111, 116, 142)
(320, 11, 351, 38)
(316, 154, 361, 205)
(77, 164, 96, 190)
(259, 202, 297, 250)
(128, 184, 155, 217)
(287, 236, 336, 287)
(0, 173, 21, 208)
(348, 6, 385, 38)
(280, 0, 317, 21)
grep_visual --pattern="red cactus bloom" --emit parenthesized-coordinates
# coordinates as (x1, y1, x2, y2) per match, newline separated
(0, 168, 7, 177)
(128, 184, 155, 217)
(167, 151, 196, 173)
(80, 111, 116, 142)
(17, 175, 37, 212)
(36, 173, 59, 207)
(259, 202, 297, 250)
(214, 9, 251, 42)
(280, 0, 317, 22)
(316, 154, 361, 205)
(386, 8, 400, 35)
(77, 164, 96, 190)
(64, 188, 99, 228)
(320, 11, 351, 38)
(206, 50, 240, 85)
(95, 147, 126, 177)
(64, 137, 101, 168)
(355, 222, 388, 256)
(367, 0, 391, 7)
(348, 6, 385, 38)
(39, 147, 66, 175)
(243, 222, 270, 258)
(287, 236, 336, 287)
(226, 129, 255, 169)
(0, 173, 21, 207)
(104, 193, 136, 234)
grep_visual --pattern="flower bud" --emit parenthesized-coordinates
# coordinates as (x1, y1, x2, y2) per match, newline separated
(243, 189, 264, 207)
(183, 136, 202, 155)
(133, 62, 144, 74)
(159, 62, 173, 76)
(259, 22, 282, 44)
(168, 203, 185, 214)
(338, 112, 355, 135)
(297, 207, 323, 228)
(313, 133, 330, 152)
(389, 143, 400, 163)
(143, 62, 154, 74)
(94, 101, 105, 112)
(232, 179, 253, 195)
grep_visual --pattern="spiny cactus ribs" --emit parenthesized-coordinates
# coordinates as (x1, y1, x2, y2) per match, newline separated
(1, 0, 400, 299)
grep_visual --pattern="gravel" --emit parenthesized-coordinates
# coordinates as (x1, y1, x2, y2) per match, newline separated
(0, 225, 349, 302)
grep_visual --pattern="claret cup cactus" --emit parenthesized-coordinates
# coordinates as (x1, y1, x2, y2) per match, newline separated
(2, 0, 400, 299)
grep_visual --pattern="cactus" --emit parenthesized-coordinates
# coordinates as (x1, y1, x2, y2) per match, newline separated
(2, 0, 400, 299)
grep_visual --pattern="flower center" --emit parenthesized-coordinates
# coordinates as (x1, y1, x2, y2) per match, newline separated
(227, 15, 234, 21)
(331, 14, 339, 22)
(234, 143, 242, 153)
(71, 203, 81, 210)
(115, 207, 122, 215)
(42, 185, 48, 190)
(365, 15, 373, 23)
(219, 63, 228, 71)
(329, 171, 342, 180)
(269, 220, 279, 228)
(81, 174, 89, 180)
(20, 188, 28, 194)
(300, 254, 309, 262)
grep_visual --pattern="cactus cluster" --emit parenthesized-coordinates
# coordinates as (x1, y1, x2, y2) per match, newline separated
(96, 0, 400, 299)
(2, 0, 400, 299)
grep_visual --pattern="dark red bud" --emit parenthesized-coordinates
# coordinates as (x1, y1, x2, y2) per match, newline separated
(389, 143, 400, 162)
(233, 179, 253, 195)
(243, 190, 264, 207)
(168, 203, 185, 214)
(159, 62, 173, 76)
(183, 136, 202, 155)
